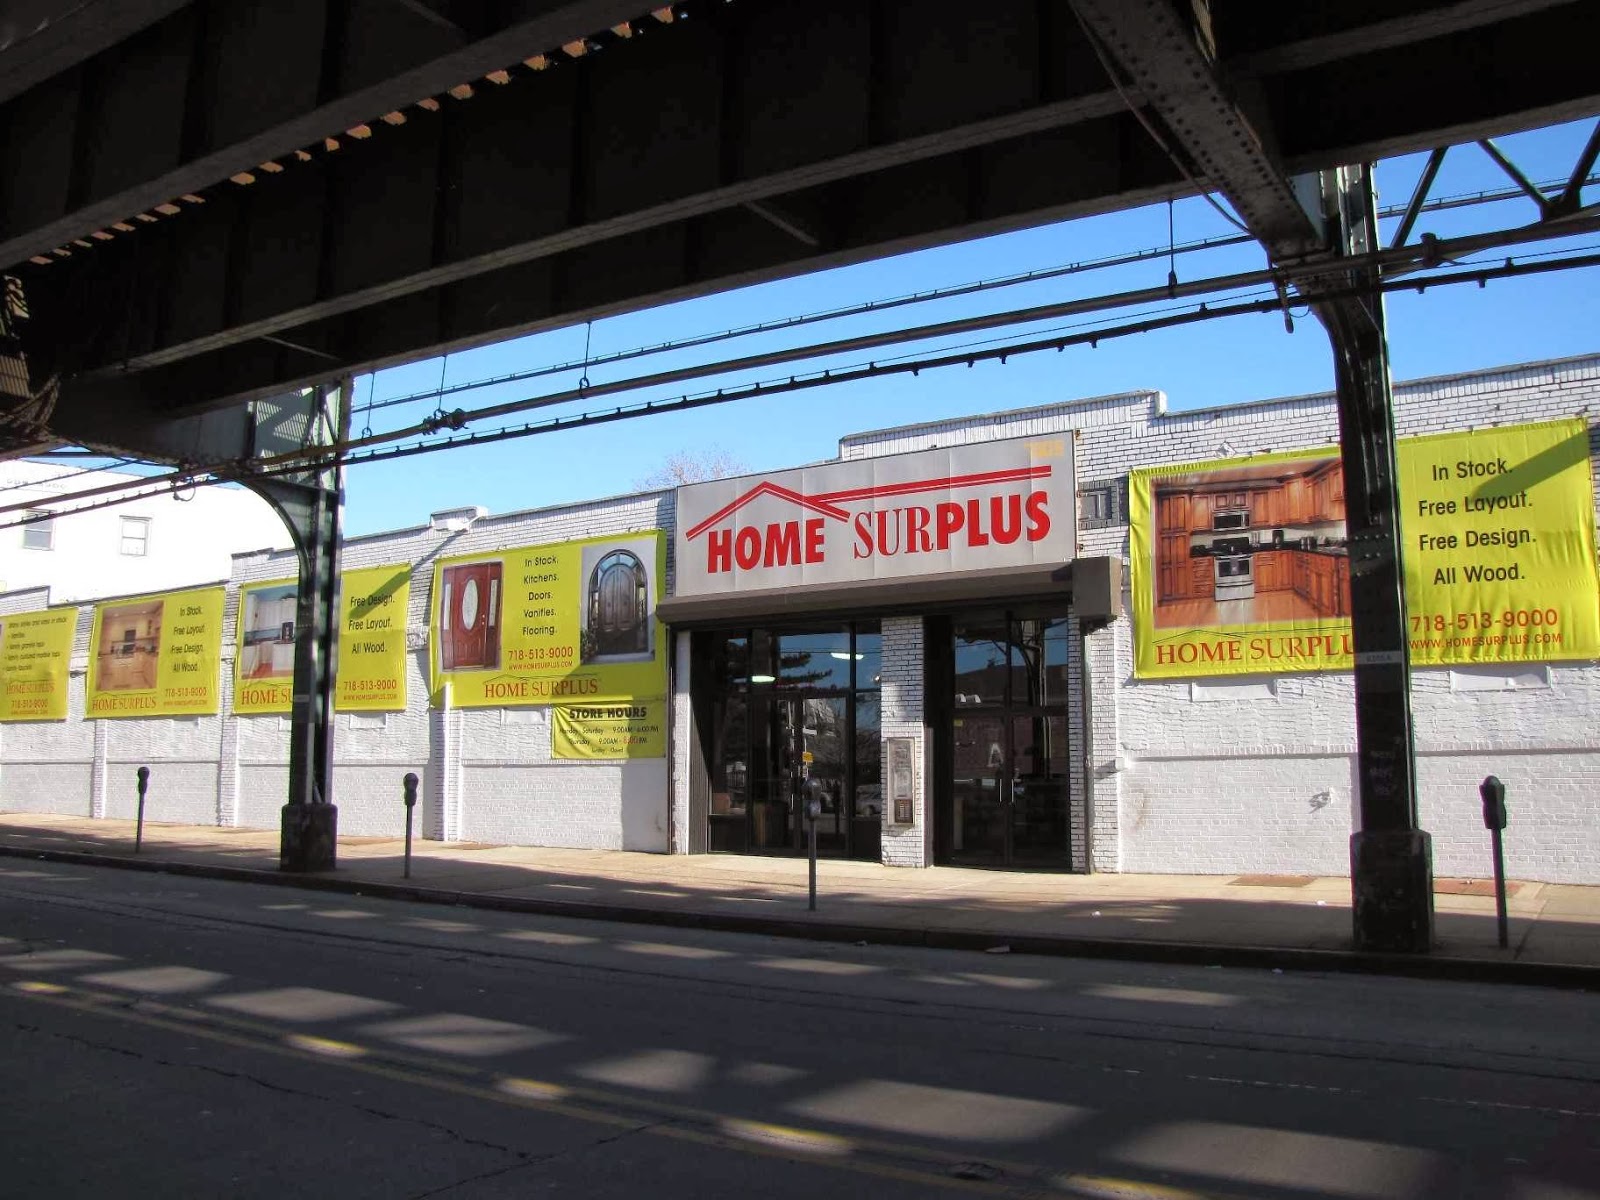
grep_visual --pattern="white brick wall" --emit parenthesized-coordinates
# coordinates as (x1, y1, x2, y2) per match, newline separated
(880, 616, 928, 867)
(842, 352, 1600, 883)
(1, 489, 676, 854)
(6, 354, 1600, 882)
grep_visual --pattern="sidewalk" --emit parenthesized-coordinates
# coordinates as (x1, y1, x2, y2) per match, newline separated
(2, 813, 1596, 986)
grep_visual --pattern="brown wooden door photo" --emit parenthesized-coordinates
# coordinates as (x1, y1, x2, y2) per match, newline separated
(440, 561, 503, 670)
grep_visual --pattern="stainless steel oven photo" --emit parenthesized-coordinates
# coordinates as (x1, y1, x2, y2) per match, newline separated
(1214, 552, 1254, 600)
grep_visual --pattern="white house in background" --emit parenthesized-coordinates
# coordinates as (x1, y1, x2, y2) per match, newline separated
(0, 460, 292, 603)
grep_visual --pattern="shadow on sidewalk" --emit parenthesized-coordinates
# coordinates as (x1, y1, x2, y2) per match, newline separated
(2, 815, 1596, 981)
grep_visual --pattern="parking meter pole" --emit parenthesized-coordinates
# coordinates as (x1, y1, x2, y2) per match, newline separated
(1491, 826, 1508, 949)
(134, 766, 150, 853)
(808, 816, 818, 912)
(1480, 775, 1509, 949)
(803, 780, 821, 912)
(402, 772, 419, 879)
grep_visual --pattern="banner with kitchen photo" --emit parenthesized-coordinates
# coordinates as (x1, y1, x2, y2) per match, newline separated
(233, 578, 299, 713)
(0, 608, 77, 721)
(429, 532, 667, 716)
(551, 700, 667, 760)
(87, 586, 225, 716)
(1129, 417, 1600, 678)
(235, 566, 413, 714)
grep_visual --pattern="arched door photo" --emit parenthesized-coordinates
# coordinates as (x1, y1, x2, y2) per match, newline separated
(584, 549, 650, 661)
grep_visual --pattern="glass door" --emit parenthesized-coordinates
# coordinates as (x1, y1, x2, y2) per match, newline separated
(748, 694, 851, 854)
(950, 711, 1009, 864)
(942, 612, 1072, 868)
(1009, 712, 1069, 865)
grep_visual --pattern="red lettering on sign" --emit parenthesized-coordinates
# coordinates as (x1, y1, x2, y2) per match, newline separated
(763, 521, 801, 567)
(735, 527, 762, 569)
(852, 512, 873, 559)
(990, 494, 1022, 544)
(935, 502, 963, 549)
(1025, 491, 1050, 541)
(965, 498, 990, 547)
(707, 528, 732, 574)
(906, 506, 932, 553)
(805, 518, 824, 562)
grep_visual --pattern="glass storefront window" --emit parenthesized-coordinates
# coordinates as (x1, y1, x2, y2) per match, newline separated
(853, 691, 882, 820)
(777, 629, 854, 690)
(697, 621, 881, 860)
(854, 625, 882, 689)
(711, 696, 747, 816)
(953, 616, 1011, 706)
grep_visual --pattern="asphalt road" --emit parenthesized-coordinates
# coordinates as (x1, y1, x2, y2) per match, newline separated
(2, 860, 1596, 1200)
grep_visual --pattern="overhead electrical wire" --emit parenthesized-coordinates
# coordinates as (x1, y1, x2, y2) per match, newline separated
(7, 245, 1597, 530)
(356, 171, 1600, 420)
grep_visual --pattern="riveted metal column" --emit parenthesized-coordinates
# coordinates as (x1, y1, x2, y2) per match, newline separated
(1318, 166, 1434, 952)
(245, 381, 350, 872)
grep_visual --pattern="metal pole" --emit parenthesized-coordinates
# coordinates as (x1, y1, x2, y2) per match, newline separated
(134, 766, 149, 853)
(402, 772, 419, 880)
(808, 816, 817, 912)
(1491, 825, 1509, 949)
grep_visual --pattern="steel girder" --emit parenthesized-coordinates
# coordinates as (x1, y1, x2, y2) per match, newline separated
(1069, 0, 1433, 951)
(1, 0, 1597, 451)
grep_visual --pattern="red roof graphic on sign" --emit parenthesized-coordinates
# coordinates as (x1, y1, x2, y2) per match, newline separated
(684, 465, 1052, 541)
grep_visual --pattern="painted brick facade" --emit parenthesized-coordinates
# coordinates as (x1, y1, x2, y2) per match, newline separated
(840, 352, 1600, 883)
(4, 353, 1599, 884)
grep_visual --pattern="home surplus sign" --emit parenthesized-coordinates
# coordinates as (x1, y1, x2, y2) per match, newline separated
(674, 433, 1077, 597)
(1129, 417, 1600, 678)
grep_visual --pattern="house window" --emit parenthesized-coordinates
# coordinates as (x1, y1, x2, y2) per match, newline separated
(120, 516, 150, 556)
(22, 510, 53, 550)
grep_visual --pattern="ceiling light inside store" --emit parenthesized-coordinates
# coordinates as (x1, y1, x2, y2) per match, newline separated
(750, 674, 776, 684)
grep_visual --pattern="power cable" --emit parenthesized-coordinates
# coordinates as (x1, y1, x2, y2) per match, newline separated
(355, 171, 1600, 422)
(6, 246, 1596, 528)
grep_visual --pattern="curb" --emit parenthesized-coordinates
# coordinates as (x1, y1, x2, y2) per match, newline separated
(4, 844, 1594, 990)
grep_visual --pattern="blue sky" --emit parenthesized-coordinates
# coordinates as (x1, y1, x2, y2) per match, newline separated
(341, 120, 1599, 538)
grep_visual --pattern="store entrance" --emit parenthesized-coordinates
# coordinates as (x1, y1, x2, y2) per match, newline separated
(950, 709, 1070, 866)
(693, 624, 882, 861)
(749, 694, 851, 855)
(933, 611, 1074, 869)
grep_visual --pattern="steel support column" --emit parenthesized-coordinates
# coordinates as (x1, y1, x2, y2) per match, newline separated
(243, 382, 350, 872)
(1318, 166, 1433, 952)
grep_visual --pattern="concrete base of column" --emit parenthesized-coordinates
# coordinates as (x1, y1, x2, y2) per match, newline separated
(280, 803, 338, 872)
(1350, 829, 1434, 953)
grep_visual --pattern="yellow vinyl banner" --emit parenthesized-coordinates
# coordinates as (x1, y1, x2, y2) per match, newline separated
(88, 586, 224, 716)
(233, 578, 298, 713)
(1400, 418, 1600, 665)
(1130, 417, 1600, 678)
(551, 700, 667, 760)
(234, 566, 412, 714)
(430, 532, 666, 710)
(337, 565, 411, 711)
(0, 608, 76, 721)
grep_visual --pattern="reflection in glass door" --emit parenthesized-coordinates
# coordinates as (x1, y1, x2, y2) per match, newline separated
(943, 613, 1072, 868)
(951, 711, 1008, 862)
(749, 695, 850, 854)
(1010, 713, 1068, 865)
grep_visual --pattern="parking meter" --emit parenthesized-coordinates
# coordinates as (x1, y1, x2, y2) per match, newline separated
(1479, 775, 1506, 830)
(803, 780, 823, 825)
(134, 766, 150, 853)
(1480, 774, 1509, 948)
(402, 772, 420, 878)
